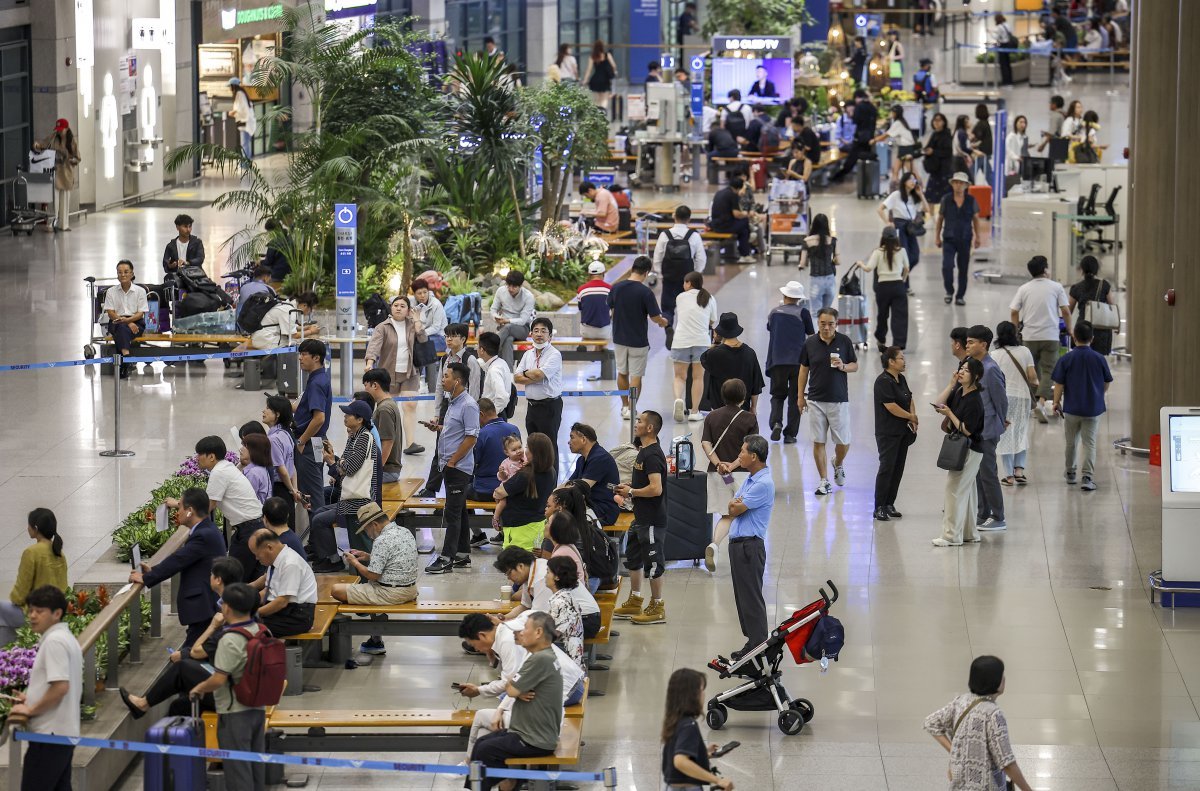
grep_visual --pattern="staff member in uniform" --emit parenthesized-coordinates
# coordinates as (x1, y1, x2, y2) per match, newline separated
(724, 435, 774, 659)
(873, 347, 917, 521)
(514, 318, 564, 471)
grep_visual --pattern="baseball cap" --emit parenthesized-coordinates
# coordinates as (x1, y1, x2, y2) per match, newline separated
(339, 400, 373, 421)
(587, 261, 606, 275)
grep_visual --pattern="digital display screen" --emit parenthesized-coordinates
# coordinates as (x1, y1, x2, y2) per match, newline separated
(1169, 415, 1200, 493)
(711, 58, 794, 106)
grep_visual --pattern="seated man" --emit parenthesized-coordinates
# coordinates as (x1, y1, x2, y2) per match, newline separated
(331, 503, 419, 656)
(468, 612, 567, 789)
(262, 496, 304, 557)
(118, 556, 243, 718)
(235, 265, 275, 316)
(469, 397, 521, 543)
(162, 213, 205, 273)
(579, 180, 619, 234)
(102, 259, 149, 377)
(567, 423, 620, 526)
(710, 176, 757, 263)
(493, 546, 552, 620)
(249, 529, 317, 637)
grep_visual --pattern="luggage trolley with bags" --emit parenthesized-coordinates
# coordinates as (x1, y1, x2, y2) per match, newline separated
(766, 178, 810, 266)
(9, 166, 56, 235)
(706, 581, 843, 735)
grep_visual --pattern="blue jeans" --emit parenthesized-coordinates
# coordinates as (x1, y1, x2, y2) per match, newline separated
(893, 219, 920, 269)
(810, 274, 837, 312)
(941, 237, 972, 299)
(1001, 450, 1027, 477)
(240, 130, 253, 160)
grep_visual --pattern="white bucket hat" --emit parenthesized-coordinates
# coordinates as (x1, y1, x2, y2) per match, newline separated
(779, 280, 807, 300)
(950, 171, 971, 183)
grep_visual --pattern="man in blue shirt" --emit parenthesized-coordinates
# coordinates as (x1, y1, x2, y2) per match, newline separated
(471, 398, 521, 544)
(725, 435, 775, 657)
(935, 173, 984, 305)
(427, 362, 481, 574)
(1052, 321, 1112, 491)
(235, 265, 275, 316)
(966, 325, 1009, 531)
(567, 422, 620, 525)
(292, 339, 331, 515)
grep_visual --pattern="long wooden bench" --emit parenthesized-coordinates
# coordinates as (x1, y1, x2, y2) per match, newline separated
(97, 332, 245, 362)
(265, 708, 475, 754)
(382, 477, 425, 519)
(328, 599, 517, 661)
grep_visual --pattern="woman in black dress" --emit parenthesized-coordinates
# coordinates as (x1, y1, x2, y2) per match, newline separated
(923, 112, 953, 205)
(583, 39, 618, 112)
(700, 312, 765, 412)
(932, 357, 986, 547)
(1067, 255, 1116, 355)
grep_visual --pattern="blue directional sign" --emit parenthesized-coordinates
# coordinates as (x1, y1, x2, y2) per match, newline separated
(334, 203, 357, 299)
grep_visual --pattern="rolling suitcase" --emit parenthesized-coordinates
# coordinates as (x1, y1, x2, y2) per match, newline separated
(144, 700, 206, 791)
(276, 350, 300, 396)
(969, 184, 993, 219)
(663, 472, 709, 562)
(836, 294, 870, 347)
(856, 158, 882, 199)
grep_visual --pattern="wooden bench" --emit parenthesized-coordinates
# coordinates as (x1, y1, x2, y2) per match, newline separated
(505, 718, 584, 788)
(265, 708, 476, 754)
(382, 477, 425, 519)
(98, 332, 245, 363)
(329, 599, 516, 661)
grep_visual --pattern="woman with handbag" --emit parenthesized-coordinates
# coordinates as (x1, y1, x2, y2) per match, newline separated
(1068, 255, 1117, 355)
(878, 172, 929, 282)
(924, 655, 1035, 791)
(365, 296, 428, 455)
(989, 322, 1038, 486)
(932, 356, 986, 547)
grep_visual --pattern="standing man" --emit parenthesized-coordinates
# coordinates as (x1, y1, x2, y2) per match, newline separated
(162, 213, 205, 273)
(831, 89, 879, 182)
(130, 488, 226, 648)
(797, 308, 860, 496)
(478, 332, 515, 418)
(765, 281, 815, 444)
(873, 347, 917, 521)
(101, 259, 149, 378)
(613, 411, 669, 625)
(515, 317, 566, 469)
(421, 323, 482, 497)
(576, 261, 613, 341)
(724, 436, 774, 658)
(9, 586, 83, 791)
(935, 172, 984, 305)
(248, 529, 317, 638)
(567, 422, 621, 526)
(677, 1, 698, 45)
(293, 339, 332, 517)
(965, 325, 1009, 530)
(652, 205, 706, 337)
(949, 326, 969, 364)
(492, 271, 537, 369)
(1052, 321, 1112, 492)
(580, 180, 619, 234)
(425, 362, 480, 574)
(607, 256, 670, 419)
(363, 369, 404, 484)
(709, 176, 758, 263)
(1010, 255, 1071, 422)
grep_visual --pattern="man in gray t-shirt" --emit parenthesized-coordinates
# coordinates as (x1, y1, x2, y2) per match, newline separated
(364, 369, 403, 482)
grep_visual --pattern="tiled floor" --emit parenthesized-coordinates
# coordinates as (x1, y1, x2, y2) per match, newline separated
(6, 34, 1193, 791)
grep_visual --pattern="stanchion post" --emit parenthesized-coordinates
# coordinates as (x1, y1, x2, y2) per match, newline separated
(468, 761, 485, 791)
(603, 766, 618, 789)
(628, 386, 639, 445)
(9, 723, 23, 779)
(99, 353, 136, 458)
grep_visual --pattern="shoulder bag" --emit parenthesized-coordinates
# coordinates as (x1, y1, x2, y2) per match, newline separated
(937, 431, 970, 472)
(1082, 280, 1120, 330)
(1001, 347, 1037, 399)
(907, 199, 927, 236)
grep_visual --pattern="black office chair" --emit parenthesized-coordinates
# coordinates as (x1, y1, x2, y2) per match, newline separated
(1082, 186, 1121, 252)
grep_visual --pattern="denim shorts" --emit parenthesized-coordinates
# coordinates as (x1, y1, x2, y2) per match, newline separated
(669, 345, 707, 364)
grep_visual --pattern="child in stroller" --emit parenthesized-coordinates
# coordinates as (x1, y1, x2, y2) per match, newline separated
(706, 580, 843, 735)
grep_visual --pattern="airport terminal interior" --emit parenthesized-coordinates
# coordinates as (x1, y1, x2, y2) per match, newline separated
(3, 1, 1200, 789)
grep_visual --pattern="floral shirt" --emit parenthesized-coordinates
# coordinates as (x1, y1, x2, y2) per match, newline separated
(548, 588, 586, 674)
(924, 694, 1015, 790)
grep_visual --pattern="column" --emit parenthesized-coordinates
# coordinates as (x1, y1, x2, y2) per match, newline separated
(412, 0, 446, 38)
(524, 0, 557, 84)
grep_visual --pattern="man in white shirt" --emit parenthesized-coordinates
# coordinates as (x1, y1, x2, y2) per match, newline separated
(493, 547, 554, 619)
(102, 259, 150, 376)
(249, 529, 317, 637)
(196, 435, 265, 583)
(514, 317, 564, 469)
(8, 586, 83, 791)
(478, 332, 514, 417)
(1010, 255, 1071, 421)
(652, 204, 707, 337)
(492, 270, 538, 368)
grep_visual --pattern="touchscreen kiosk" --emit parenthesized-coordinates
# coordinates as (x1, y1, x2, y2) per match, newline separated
(1160, 407, 1200, 581)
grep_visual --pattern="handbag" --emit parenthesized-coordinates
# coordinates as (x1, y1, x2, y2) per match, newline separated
(839, 264, 863, 297)
(905, 202, 927, 236)
(937, 431, 970, 472)
(1001, 347, 1037, 399)
(412, 337, 437, 368)
(1083, 280, 1120, 330)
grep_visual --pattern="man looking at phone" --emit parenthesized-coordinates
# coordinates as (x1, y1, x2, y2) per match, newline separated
(331, 503, 418, 655)
(248, 529, 317, 638)
(797, 307, 859, 496)
(965, 325, 1009, 530)
(425, 362, 480, 574)
(293, 339, 332, 516)
(724, 435, 774, 659)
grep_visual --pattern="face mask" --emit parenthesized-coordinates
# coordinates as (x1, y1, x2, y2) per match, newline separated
(532, 340, 550, 350)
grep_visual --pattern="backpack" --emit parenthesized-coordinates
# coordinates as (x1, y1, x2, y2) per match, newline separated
(914, 71, 938, 101)
(758, 123, 782, 154)
(226, 625, 287, 708)
(803, 614, 844, 662)
(661, 229, 697, 280)
(581, 512, 619, 582)
(724, 104, 748, 139)
(609, 442, 639, 486)
(503, 382, 518, 420)
(237, 291, 285, 333)
(363, 293, 388, 329)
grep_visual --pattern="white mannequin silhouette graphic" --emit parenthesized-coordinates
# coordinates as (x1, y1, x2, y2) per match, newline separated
(140, 64, 157, 163)
(100, 72, 118, 179)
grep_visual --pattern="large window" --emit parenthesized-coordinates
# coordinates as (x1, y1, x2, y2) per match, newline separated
(446, 0, 525, 71)
(0, 25, 31, 182)
(558, 0, 613, 66)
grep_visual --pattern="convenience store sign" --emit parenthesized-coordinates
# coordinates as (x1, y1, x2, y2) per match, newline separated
(236, 4, 283, 25)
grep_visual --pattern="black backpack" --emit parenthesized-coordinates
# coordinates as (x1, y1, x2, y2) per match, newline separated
(238, 292, 285, 333)
(503, 383, 518, 420)
(724, 105, 748, 139)
(363, 293, 388, 329)
(661, 229, 697, 280)
(581, 512, 619, 584)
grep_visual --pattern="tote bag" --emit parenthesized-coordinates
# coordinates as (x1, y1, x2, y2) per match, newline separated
(937, 432, 970, 471)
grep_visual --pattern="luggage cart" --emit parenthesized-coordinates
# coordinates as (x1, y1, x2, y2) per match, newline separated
(9, 168, 56, 235)
(766, 178, 810, 266)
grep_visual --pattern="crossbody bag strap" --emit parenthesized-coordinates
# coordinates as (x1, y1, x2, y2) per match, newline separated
(713, 409, 746, 452)
(951, 697, 989, 739)
(1000, 347, 1031, 387)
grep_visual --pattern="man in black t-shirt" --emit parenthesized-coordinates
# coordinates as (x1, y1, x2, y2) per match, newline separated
(613, 410, 668, 625)
(709, 176, 757, 262)
(797, 307, 859, 496)
(607, 256, 669, 420)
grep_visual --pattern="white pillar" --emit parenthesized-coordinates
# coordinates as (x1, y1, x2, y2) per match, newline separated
(412, 0, 446, 38)
(525, 0, 557, 84)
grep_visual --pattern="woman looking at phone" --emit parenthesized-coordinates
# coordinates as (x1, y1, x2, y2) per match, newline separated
(931, 357, 986, 547)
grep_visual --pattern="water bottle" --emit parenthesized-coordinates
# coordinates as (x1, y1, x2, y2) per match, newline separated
(635, 216, 649, 254)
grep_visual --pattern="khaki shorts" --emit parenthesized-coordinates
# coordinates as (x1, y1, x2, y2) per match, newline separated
(343, 582, 418, 606)
(707, 471, 750, 515)
(614, 344, 649, 377)
(581, 324, 611, 341)
(809, 400, 852, 445)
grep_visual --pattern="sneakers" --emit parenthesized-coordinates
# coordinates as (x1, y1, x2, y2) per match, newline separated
(359, 637, 386, 655)
(688, 411, 703, 422)
(488, 533, 505, 545)
(944, 295, 953, 304)
(470, 532, 489, 548)
(673, 398, 686, 422)
(1080, 477, 1097, 491)
(931, 537, 962, 547)
(814, 479, 833, 496)
(955, 297, 966, 306)
(771, 423, 783, 442)
(1065, 470, 1078, 485)
(963, 536, 982, 543)
(1034, 404, 1049, 424)
(833, 466, 847, 486)
(977, 518, 1007, 531)
(451, 554, 472, 568)
(613, 592, 645, 619)
(873, 507, 890, 521)
(737, 255, 757, 264)
(704, 542, 718, 572)
(424, 557, 454, 574)
(783, 436, 797, 444)
(620, 406, 632, 420)
(631, 599, 666, 624)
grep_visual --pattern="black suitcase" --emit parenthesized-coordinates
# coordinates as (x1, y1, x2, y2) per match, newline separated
(144, 700, 206, 791)
(663, 473, 709, 562)
(857, 158, 882, 199)
(276, 350, 300, 396)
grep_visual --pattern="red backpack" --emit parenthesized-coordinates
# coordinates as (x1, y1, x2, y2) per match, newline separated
(226, 625, 287, 708)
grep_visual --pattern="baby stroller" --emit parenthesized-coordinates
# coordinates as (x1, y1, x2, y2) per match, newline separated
(706, 580, 842, 735)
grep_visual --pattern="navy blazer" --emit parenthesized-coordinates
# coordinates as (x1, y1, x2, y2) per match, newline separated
(162, 236, 206, 273)
(979, 355, 1010, 442)
(142, 518, 226, 625)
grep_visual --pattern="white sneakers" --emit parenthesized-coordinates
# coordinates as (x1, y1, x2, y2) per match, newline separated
(673, 398, 685, 422)
(834, 466, 847, 486)
(705, 542, 718, 572)
(621, 405, 631, 420)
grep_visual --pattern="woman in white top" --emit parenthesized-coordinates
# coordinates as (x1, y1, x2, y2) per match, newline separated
(1005, 115, 1029, 185)
(990, 321, 1038, 485)
(877, 171, 929, 282)
(228, 78, 256, 161)
(872, 105, 917, 187)
(1058, 100, 1084, 139)
(670, 271, 719, 423)
(858, 227, 910, 351)
(556, 44, 579, 81)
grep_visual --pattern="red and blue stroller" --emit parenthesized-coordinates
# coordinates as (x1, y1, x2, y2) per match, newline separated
(706, 580, 842, 735)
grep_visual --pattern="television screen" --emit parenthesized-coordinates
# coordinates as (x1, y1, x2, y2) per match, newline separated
(711, 58, 794, 106)
(1169, 415, 1200, 493)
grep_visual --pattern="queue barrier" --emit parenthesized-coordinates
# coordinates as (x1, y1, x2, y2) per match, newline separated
(8, 729, 619, 789)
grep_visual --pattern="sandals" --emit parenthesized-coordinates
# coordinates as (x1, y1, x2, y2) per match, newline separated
(1001, 477, 1015, 487)
(1014, 471, 1028, 485)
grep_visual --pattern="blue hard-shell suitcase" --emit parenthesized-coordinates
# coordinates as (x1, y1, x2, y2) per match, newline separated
(143, 703, 206, 791)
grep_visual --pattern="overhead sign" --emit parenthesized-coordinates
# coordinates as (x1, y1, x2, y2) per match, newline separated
(334, 204, 357, 300)
(711, 36, 792, 55)
(629, 0, 661, 62)
(324, 0, 377, 18)
(237, 4, 284, 26)
(132, 18, 170, 50)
